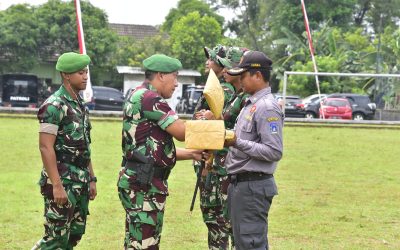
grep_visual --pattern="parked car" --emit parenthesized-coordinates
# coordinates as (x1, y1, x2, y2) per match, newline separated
(327, 93, 376, 120)
(275, 95, 305, 118)
(304, 96, 327, 118)
(86, 86, 124, 111)
(304, 93, 376, 120)
(176, 85, 204, 114)
(319, 98, 352, 120)
(0, 74, 39, 108)
(298, 93, 327, 109)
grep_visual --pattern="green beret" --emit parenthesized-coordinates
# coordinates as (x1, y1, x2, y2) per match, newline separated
(143, 54, 182, 73)
(56, 52, 91, 73)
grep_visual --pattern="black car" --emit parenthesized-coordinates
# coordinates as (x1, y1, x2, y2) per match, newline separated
(304, 93, 376, 120)
(176, 85, 204, 114)
(275, 95, 305, 118)
(87, 86, 124, 111)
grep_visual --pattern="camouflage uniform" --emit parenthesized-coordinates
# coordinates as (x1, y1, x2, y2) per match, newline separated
(34, 85, 92, 249)
(193, 80, 235, 250)
(118, 82, 178, 250)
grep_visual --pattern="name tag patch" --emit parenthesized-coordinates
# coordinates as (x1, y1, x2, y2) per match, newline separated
(267, 117, 279, 122)
(269, 122, 278, 134)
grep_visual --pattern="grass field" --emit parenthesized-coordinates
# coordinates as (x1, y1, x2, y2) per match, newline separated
(0, 117, 399, 249)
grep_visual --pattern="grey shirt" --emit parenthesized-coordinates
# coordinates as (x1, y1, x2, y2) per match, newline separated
(225, 87, 283, 175)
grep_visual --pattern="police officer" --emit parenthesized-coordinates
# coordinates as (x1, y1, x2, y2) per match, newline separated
(118, 54, 207, 250)
(33, 52, 97, 249)
(192, 44, 236, 250)
(224, 51, 283, 250)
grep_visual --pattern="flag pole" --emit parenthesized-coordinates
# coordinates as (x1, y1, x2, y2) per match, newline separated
(300, 0, 324, 118)
(75, 0, 93, 103)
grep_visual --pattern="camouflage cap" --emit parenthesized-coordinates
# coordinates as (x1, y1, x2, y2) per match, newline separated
(204, 44, 226, 63)
(217, 47, 247, 69)
(56, 52, 91, 73)
(143, 54, 182, 73)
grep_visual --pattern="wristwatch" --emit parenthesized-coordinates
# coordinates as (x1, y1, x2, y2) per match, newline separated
(90, 176, 97, 183)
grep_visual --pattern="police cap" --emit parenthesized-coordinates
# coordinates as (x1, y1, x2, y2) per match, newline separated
(227, 51, 273, 76)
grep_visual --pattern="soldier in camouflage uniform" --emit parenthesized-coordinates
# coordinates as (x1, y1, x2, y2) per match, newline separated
(118, 54, 207, 250)
(209, 47, 250, 248)
(33, 52, 97, 250)
(192, 44, 236, 250)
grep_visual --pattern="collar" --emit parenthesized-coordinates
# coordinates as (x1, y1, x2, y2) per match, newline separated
(142, 81, 157, 92)
(57, 85, 76, 102)
(246, 87, 271, 105)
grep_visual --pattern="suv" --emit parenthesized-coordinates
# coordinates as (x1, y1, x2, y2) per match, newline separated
(86, 86, 124, 111)
(304, 93, 376, 120)
(327, 93, 376, 120)
(176, 85, 204, 114)
(275, 95, 305, 118)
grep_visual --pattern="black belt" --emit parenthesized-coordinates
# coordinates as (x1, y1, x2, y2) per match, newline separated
(56, 153, 90, 168)
(229, 172, 273, 183)
(125, 161, 171, 181)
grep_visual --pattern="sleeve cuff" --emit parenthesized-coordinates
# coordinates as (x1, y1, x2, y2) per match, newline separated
(39, 123, 58, 135)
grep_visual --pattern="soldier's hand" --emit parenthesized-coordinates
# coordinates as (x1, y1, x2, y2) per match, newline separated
(53, 184, 68, 206)
(194, 109, 207, 120)
(224, 134, 237, 147)
(89, 182, 97, 200)
(190, 150, 210, 161)
(203, 110, 216, 120)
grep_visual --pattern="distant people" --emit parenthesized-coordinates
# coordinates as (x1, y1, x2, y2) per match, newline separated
(224, 51, 283, 250)
(33, 52, 97, 249)
(118, 54, 208, 249)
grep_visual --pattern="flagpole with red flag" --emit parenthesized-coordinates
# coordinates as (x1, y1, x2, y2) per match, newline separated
(300, 0, 325, 118)
(75, 0, 93, 103)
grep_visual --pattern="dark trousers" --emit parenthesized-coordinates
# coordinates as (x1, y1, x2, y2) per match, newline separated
(227, 177, 276, 250)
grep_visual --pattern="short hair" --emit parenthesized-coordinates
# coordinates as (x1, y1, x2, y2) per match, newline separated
(248, 68, 271, 82)
(144, 70, 157, 81)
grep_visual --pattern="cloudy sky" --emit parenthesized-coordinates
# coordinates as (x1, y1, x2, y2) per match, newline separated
(0, 0, 181, 25)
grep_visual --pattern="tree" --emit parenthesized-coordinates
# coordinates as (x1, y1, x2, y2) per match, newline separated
(0, 4, 38, 73)
(162, 0, 224, 33)
(169, 11, 223, 75)
(34, 0, 118, 84)
(111, 34, 172, 68)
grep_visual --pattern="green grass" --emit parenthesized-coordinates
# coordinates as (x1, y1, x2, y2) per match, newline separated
(0, 117, 399, 249)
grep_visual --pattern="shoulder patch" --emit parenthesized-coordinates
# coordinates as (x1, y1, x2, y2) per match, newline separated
(269, 122, 278, 134)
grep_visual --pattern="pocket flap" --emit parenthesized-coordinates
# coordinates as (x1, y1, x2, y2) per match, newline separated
(239, 222, 266, 235)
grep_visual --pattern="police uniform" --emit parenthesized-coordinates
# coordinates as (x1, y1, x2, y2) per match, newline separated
(34, 52, 93, 249)
(225, 51, 283, 250)
(118, 54, 182, 249)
